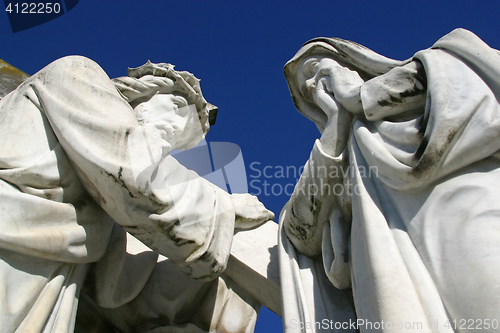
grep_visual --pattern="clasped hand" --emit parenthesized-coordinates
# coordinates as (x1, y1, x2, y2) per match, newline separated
(308, 58, 365, 156)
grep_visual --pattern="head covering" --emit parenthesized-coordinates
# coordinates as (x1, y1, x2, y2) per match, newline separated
(283, 37, 410, 132)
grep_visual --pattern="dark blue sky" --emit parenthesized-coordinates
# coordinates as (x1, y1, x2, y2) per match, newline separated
(2, 1, 499, 331)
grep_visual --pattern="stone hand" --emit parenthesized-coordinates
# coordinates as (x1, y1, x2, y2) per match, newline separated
(231, 193, 275, 230)
(314, 77, 341, 120)
(315, 59, 364, 116)
(315, 78, 353, 157)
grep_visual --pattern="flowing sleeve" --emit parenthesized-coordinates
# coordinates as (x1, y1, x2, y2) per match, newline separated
(282, 138, 353, 293)
(361, 60, 427, 121)
(28, 56, 235, 281)
(283, 139, 350, 257)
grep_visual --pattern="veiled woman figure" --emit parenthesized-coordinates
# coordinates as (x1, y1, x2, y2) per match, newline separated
(279, 29, 500, 333)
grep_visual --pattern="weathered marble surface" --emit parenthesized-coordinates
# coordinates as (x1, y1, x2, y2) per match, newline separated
(0, 57, 275, 332)
(77, 221, 280, 332)
(227, 220, 281, 316)
(280, 28, 500, 332)
(0, 59, 29, 98)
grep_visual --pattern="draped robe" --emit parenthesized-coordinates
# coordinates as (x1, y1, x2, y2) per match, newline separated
(0, 56, 256, 332)
(280, 29, 500, 333)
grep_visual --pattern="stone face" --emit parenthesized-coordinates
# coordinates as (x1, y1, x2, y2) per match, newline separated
(0, 57, 275, 332)
(280, 28, 500, 332)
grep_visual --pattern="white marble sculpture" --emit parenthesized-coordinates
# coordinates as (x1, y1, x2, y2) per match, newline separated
(279, 28, 500, 332)
(0, 56, 275, 332)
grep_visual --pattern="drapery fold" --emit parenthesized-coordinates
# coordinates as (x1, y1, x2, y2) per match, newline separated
(0, 56, 237, 332)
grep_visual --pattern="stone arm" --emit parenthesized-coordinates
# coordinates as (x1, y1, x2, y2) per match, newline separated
(283, 139, 350, 258)
(331, 60, 427, 121)
(30, 56, 235, 281)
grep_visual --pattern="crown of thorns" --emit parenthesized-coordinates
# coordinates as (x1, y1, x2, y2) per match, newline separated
(128, 61, 217, 132)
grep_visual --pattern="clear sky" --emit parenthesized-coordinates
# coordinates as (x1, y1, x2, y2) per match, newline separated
(2, 1, 499, 332)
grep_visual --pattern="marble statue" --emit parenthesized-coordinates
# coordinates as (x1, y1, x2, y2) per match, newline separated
(279, 28, 500, 332)
(0, 56, 275, 332)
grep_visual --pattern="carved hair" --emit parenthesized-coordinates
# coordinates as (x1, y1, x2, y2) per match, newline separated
(113, 61, 215, 134)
